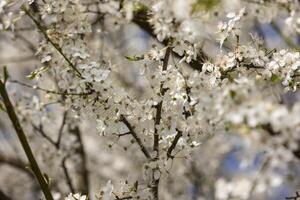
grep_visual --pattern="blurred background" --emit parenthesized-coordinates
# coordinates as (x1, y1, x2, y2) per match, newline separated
(1, 0, 300, 200)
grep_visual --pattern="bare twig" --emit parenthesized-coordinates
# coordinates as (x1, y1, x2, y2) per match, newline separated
(9, 80, 93, 96)
(69, 126, 90, 195)
(31, 111, 68, 149)
(120, 115, 151, 160)
(56, 111, 68, 149)
(62, 156, 75, 194)
(32, 124, 57, 147)
(115, 132, 131, 137)
(167, 129, 183, 159)
(286, 191, 300, 200)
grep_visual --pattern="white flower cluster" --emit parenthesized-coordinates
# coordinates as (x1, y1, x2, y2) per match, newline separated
(218, 8, 246, 48)
(65, 193, 87, 200)
(285, 10, 300, 34)
(199, 43, 300, 90)
(148, 0, 200, 63)
(264, 50, 300, 91)
(79, 62, 110, 83)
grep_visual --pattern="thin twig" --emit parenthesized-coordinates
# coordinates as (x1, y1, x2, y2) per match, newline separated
(166, 129, 183, 159)
(120, 115, 151, 160)
(56, 111, 68, 149)
(62, 156, 75, 194)
(115, 132, 131, 137)
(21, 6, 83, 78)
(32, 124, 57, 147)
(286, 192, 300, 200)
(69, 126, 90, 195)
(10, 80, 93, 96)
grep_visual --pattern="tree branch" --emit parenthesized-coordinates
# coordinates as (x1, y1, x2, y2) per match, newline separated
(167, 129, 183, 159)
(21, 6, 83, 78)
(0, 189, 12, 200)
(120, 115, 151, 160)
(153, 47, 171, 158)
(32, 123, 57, 147)
(132, 4, 206, 71)
(62, 156, 75, 194)
(69, 125, 90, 195)
(56, 111, 68, 149)
(0, 79, 54, 200)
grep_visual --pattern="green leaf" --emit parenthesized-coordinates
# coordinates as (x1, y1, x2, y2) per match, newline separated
(27, 70, 39, 80)
(133, 2, 148, 13)
(125, 55, 144, 61)
(133, 180, 138, 192)
(229, 90, 236, 99)
(271, 74, 281, 83)
(192, 0, 220, 13)
(27, 66, 49, 80)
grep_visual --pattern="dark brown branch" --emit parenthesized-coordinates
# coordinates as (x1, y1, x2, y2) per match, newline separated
(116, 132, 131, 137)
(56, 111, 68, 149)
(0, 79, 54, 200)
(151, 170, 160, 200)
(0, 189, 12, 200)
(115, 197, 133, 200)
(113, 193, 133, 200)
(32, 124, 57, 147)
(167, 129, 183, 159)
(154, 47, 171, 158)
(162, 47, 172, 71)
(32, 111, 67, 149)
(286, 192, 300, 200)
(69, 126, 90, 195)
(62, 156, 75, 194)
(132, 4, 206, 71)
(120, 115, 151, 160)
